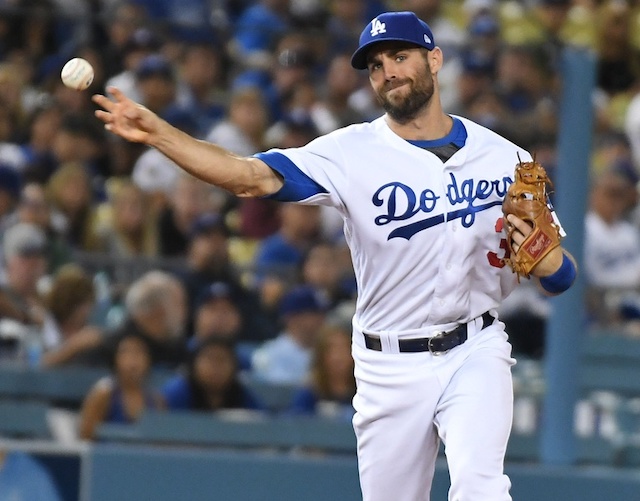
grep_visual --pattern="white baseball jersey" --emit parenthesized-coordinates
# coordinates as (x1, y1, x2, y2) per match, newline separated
(256, 115, 528, 334)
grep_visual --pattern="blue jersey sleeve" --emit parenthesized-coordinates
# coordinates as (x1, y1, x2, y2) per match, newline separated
(255, 151, 328, 202)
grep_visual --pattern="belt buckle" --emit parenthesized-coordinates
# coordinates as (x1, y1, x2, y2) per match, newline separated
(428, 331, 447, 356)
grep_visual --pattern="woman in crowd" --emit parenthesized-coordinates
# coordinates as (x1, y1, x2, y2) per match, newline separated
(78, 331, 164, 440)
(162, 337, 263, 413)
(288, 322, 355, 420)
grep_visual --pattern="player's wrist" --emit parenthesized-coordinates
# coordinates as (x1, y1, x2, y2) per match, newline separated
(532, 247, 563, 277)
(538, 252, 576, 294)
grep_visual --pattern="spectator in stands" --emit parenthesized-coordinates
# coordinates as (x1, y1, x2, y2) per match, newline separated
(584, 169, 640, 327)
(191, 282, 244, 344)
(231, 0, 290, 73)
(0, 222, 48, 328)
(40, 263, 102, 368)
(104, 26, 160, 104)
(4, 0, 61, 67)
(162, 336, 264, 412)
(205, 87, 277, 242)
(325, 0, 370, 58)
(307, 53, 366, 135)
(494, 45, 557, 150)
(300, 242, 356, 309)
(94, 178, 158, 260)
(0, 449, 62, 501)
(190, 281, 271, 367)
(78, 330, 164, 440)
(233, 30, 318, 122)
(50, 113, 107, 184)
(134, 54, 180, 118)
(135, 0, 216, 42)
(595, 0, 640, 98)
(156, 173, 224, 257)
(253, 200, 320, 290)
(206, 87, 268, 157)
(451, 30, 499, 116)
(0, 165, 22, 227)
(264, 43, 317, 123)
(0, 66, 28, 156)
(130, 145, 181, 215)
(46, 162, 100, 251)
(252, 202, 322, 312)
(11, 182, 71, 273)
(288, 322, 355, 420)
(251, 285, 329, 385)
(177, 41, 227, 138)
(99, 1, 150, 74)
(177, 212, 272, 340)
(82, 271, 188, 369)
(19, 102, 64, 184)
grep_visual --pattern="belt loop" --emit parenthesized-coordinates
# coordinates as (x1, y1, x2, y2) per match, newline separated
(474, 315, 483, 335)
(469, 314, 483, 338)
(382, 332, 400, 354)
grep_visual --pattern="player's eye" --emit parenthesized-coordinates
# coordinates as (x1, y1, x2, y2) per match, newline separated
(396, 54, 407, 62)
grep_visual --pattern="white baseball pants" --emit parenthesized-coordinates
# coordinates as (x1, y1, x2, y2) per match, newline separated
(352, 321, 515, 501)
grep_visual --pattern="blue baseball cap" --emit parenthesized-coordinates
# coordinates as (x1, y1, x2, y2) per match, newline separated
(189, 213, 230, 239)
(196, 281, 235, 308)
(279, 285, 329, 317)
(351, 11, 436, 70)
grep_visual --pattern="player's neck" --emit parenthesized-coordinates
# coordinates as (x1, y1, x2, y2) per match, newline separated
(385, 108, 453, 141)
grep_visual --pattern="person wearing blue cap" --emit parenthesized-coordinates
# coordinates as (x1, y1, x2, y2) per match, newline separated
(94, 9, 577, 500)
(250, 284, 329, 385)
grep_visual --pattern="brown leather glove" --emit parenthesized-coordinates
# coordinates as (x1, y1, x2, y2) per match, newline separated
(502, 157, 563, 280)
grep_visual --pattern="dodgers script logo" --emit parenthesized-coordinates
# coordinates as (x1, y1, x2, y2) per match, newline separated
(372, 173, 513, 240)
(370, 18, 386, 36)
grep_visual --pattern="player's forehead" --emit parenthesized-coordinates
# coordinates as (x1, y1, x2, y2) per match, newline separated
(365, 41, 423, 64)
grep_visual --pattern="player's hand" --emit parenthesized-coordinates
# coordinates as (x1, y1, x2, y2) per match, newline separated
(92, 87, 162, 144)
(505, 214, 563, 277)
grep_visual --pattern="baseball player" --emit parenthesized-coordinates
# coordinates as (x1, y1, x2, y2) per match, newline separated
(93, 11, 577, 501)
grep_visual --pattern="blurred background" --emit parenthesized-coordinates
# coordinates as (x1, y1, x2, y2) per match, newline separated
(0, 0, 640, 499)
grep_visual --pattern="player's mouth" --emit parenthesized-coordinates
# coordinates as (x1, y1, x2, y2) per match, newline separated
(385, 80, 410, 94)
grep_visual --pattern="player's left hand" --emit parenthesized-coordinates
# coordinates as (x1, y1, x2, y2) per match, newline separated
(505, 214, 563, 277)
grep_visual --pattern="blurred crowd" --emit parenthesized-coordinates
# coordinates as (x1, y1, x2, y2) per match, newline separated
(0, 0, 639, 439)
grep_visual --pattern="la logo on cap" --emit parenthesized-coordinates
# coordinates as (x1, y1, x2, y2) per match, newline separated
(370, 18, 386, 36)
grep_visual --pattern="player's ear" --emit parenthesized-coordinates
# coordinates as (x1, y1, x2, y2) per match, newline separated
(428, 47, 443, 74)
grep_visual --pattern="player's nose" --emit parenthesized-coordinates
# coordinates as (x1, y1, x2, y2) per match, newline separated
(381, 62, 398, 80)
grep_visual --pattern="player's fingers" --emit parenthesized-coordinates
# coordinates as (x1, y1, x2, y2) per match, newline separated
(123, 104, 145, 121)
(92, 94, 114, 111)
(107, 86, 128, 102)
(506, 214, 533, 237)
(510, 229, 524, 246)
(94, 109, 112, 124)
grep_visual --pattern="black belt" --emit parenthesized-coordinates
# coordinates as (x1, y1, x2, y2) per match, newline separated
(363, 312, 494, 354)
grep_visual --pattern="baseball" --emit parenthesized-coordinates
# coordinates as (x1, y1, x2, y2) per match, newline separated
(61, 58, 94, 91)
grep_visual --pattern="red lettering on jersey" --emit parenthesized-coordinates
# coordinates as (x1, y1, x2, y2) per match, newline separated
(488, 217, 509, 268)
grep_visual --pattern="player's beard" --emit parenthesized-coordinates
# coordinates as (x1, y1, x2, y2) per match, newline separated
(377, 66, 435, 124)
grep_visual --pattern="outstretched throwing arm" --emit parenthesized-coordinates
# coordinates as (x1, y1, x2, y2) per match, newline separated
(92, 87, 283, 198)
